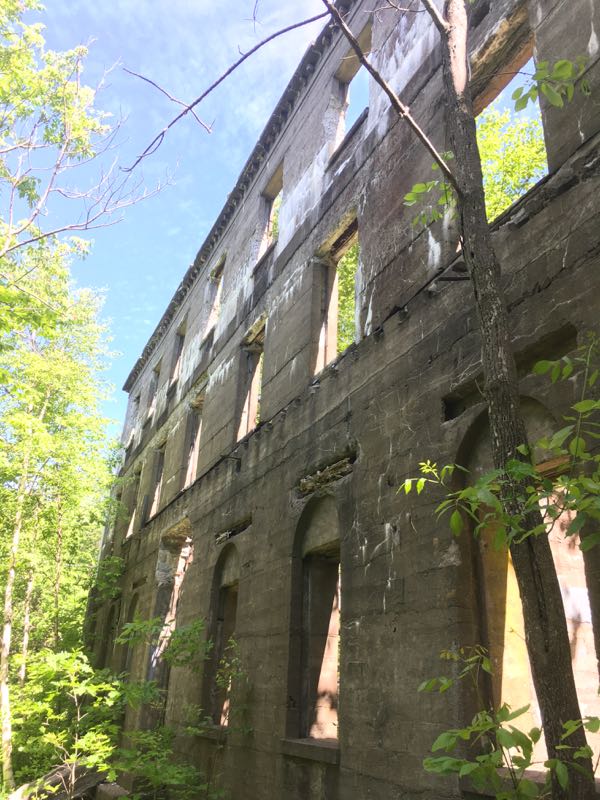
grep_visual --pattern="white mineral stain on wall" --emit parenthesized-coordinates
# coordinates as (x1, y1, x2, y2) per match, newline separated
(368, 12, 437, 137)
(438, 540, 462, 568)
(589, 0, 599, 56)
(427, 228, 442, 272)
(364, 292, 373, 337)
(207, 356, 233, 390)
(282, 142, 330, 237)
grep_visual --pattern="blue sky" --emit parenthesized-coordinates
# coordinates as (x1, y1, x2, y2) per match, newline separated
(40, 1, 326, 430)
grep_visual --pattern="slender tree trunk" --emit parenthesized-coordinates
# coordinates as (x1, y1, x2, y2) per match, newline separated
(1, 393, 48, 791)
(437, 2, 593, 797)
(18, 565, 35, 688)
(18, 516, 39, 688)
(54, 506, 63, 650)
(1, 460, 29, 792)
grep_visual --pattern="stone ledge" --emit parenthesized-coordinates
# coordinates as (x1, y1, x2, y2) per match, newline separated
(193, 724, 228, 744)
(280, 737, 340, 765)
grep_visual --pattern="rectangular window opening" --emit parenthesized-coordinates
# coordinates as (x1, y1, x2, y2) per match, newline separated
(237, 319, 266, 440)
(316, 222, 359, 372)
(149, 444, 166, 518)
(183, 392, 204, 489)
(475, 42, 548, 221)
(125, 468, 142, 539)
(125, 395, 140, 456)
(260, 164, 283, 256)
(146, 361, 161, 421)
(169, 321, 187, 386)
(301, 551, 341, 740)
(205, 254, 225, 338)
(334, 22, 371, 147)
(212, 583, 239, 726)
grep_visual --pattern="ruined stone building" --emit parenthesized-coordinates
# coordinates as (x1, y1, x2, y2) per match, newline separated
(91, 0, 600, 797)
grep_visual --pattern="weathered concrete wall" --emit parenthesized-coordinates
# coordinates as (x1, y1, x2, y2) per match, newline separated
(92, 1, 600, 798)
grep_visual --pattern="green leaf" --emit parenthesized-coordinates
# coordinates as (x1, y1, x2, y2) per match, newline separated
(552, 59, 574, 80)
(432, 730, 459, 752)
(541, 82, 565, 107)
(514, 95, 529, 112)
(569, 436, 586, 457)
(519, 778, 540, 797)
(529, 727, 541, 744)
(450, 509, 463, 537)
(573, 399, 600, 414)
(555, 760, 569, 789)
(533, 360, 554, 375)
(496, 728, 516, 749)
(580, 532, 600, 552)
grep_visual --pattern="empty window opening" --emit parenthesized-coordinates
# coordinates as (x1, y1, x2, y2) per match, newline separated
(169, 321, 186, 386)
(301, 550, 341, 740)
(237, 319, 265, 440)
(149, 444, 166, 518)
(316, 222, 359, 371)
(343, 66, 370, 134)
(260, 163, 283, 256)
(120, 594, 139, 675)
(146, 361, 161, 421)
(334, 23, 371, 147)
(183, 393, 204, 489)
(478, 459, 600, 763)
(476, 47, 548, 221)
(212, 582, 239, 726)
(125, 468, 142, 539)
(205, 254, 225, 337)
(99, 603, 118, 669)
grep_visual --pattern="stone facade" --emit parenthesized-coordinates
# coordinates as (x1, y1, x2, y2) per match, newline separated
(91, 1, 600, 798)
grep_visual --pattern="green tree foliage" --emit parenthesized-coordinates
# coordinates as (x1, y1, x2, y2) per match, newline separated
(0, 251, 114, 790)
(10, 650, 123, 788)
(0, 2, 122, 788)
(0, 0, 141, 337)
(477, 106, 548, 221)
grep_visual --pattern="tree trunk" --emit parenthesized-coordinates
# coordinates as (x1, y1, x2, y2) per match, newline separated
(1, 464, 29, 792)
(54, 507, 63, 650)
(439, 2, 594, 797)
(18, 566, 35, 688)
(2, 395, 48, 791)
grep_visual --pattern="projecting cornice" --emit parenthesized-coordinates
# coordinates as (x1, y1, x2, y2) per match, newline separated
(123, 1, 356, 393)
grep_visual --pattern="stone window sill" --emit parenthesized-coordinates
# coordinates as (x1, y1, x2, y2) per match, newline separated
(193, 724, 228, 744)
(280, 737, 339, 765)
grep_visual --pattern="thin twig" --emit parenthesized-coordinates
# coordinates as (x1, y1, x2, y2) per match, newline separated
(123, 11, 329, 172)
(123, 68, 212, 133)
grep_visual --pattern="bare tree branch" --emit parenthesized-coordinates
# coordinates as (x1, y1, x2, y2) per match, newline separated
(123, 68, 213, 133)
(371, 1, 425, 13)
(321, 0, 458, 192)
(123, 11, 329, 172)
(419, 0, 448, 34)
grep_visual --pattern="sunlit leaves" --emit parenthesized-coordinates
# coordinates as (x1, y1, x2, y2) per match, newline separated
(512, 58, 591, 112)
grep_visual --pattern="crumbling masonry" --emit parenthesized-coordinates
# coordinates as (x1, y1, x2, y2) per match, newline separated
(91, 1, 600, 797)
